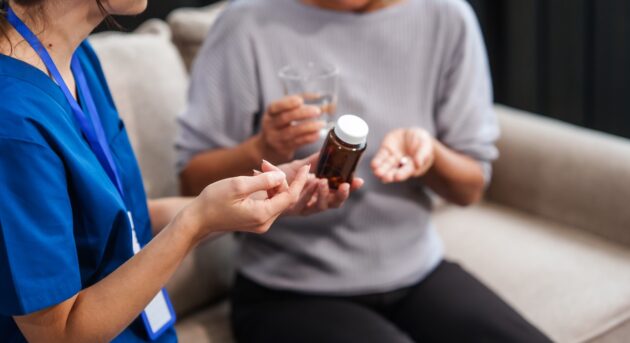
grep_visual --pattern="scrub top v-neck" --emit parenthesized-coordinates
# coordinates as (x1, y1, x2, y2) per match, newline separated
(0, 41, 177, 342)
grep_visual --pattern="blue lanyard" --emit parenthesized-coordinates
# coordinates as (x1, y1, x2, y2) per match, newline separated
(5, 9, 178, 339)
(6, 6, 126, 200)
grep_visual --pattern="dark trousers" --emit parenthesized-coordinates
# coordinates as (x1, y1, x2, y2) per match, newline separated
(230, 260, 552, 343)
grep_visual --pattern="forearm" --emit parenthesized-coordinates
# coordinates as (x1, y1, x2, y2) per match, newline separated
(67, 219, 194, 342)
(148, 197, 194, 235)
(180, 135, 267, 196)
(16, 211, 199, 343)
(15, 163, 300, 342)
(422, 139, 486, 206)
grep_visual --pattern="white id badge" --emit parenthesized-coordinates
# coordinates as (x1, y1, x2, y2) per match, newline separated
(141, 289, 176, 340)
(128, 212, 177, 340)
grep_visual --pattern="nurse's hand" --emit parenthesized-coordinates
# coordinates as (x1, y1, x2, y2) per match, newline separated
(371, 128, 436, 183)
(183, 164, 310, 238)
(256, 154, 364, 216)
(256, 96, 326, 162)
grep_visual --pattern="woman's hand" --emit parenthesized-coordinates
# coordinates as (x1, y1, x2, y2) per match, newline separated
(183, 163, 310, 239)
(257, 154, 364, 216)
(371, 128, 436, 183)
(257, 96, 326, 162)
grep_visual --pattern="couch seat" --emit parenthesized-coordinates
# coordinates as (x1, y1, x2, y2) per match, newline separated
(175, 301, 234, 343)
(435, 202, 630, 343)
(174, 202, 630, 343)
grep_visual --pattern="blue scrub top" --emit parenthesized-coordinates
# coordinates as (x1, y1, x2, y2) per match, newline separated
(0, 41, 177, 342)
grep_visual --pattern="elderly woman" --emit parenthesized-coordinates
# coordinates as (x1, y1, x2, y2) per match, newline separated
(177, 0, 551, 342)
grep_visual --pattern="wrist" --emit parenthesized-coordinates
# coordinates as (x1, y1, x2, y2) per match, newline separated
(169, 203, 203, 250)
(425, 137, 442, 176)
(251, 133, 291, 164)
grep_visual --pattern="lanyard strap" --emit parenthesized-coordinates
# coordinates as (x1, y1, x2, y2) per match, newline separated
(5, 10, 178, 338)
(6, 6, 125, 199)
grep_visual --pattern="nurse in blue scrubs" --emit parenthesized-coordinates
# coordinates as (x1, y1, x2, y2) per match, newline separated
(0, 0, 360, 342)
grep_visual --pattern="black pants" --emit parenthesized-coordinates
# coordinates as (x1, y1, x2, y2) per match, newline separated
(230, 261, 552, 343)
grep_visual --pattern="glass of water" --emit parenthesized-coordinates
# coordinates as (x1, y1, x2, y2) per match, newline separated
(278, 62, 339, 133)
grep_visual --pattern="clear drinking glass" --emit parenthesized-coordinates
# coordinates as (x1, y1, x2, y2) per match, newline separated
(278, 62, 339, 133)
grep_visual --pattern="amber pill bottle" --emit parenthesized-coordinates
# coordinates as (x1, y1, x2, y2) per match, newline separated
(316, 114, 369, 189)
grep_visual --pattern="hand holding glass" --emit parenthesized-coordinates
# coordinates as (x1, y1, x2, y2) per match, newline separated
(278, 62, 339, 132)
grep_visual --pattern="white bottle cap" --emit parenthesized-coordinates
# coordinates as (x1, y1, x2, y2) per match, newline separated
(334, 114, 369, 145)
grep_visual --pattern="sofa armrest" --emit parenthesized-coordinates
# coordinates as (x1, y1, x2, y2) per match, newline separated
(487, 105, 630, 246)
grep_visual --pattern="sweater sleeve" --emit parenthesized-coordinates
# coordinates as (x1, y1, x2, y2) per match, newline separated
(175, 4, 262, 172)
(433, 0, 500, 184)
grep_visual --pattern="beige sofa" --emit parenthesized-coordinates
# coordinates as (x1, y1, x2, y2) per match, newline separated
(88, 4, 630, 342)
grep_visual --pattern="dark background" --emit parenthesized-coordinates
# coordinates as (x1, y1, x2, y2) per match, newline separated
(112, 0, 630, 139)
(468, 0, 630, 139)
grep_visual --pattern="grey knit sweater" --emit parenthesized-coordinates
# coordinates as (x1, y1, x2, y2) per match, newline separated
(176, 0, 499, 294)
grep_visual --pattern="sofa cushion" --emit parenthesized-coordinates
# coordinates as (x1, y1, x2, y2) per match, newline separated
(90, 20, 188, 198)
(166, 234, 237, 319)
(434, 202, 630, 343)
(167, 1, 227, 70)
(174, 300, 235, 343)
(90, 20, 239, 322)
(585, 318, 630, 343)
(489, 106, 630, 247)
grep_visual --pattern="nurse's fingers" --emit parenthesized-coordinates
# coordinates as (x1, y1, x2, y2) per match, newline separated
(261, 160, 289, 193)
(261, 165, 309, 216)
(292, 180, 319, 215)
(287, 165, 310, 200)
(230, 172, 286, 198)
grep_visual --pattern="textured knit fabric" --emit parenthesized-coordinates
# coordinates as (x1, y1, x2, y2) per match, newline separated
(176, 0, 499, 294)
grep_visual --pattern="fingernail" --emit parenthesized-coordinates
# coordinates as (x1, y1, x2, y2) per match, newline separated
(268, 171, 286, 182)
(262, 159, 271, 165)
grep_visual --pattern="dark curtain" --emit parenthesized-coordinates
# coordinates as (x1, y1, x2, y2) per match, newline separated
(468, 0, 630, 139)
(99, 0, 221, 32)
